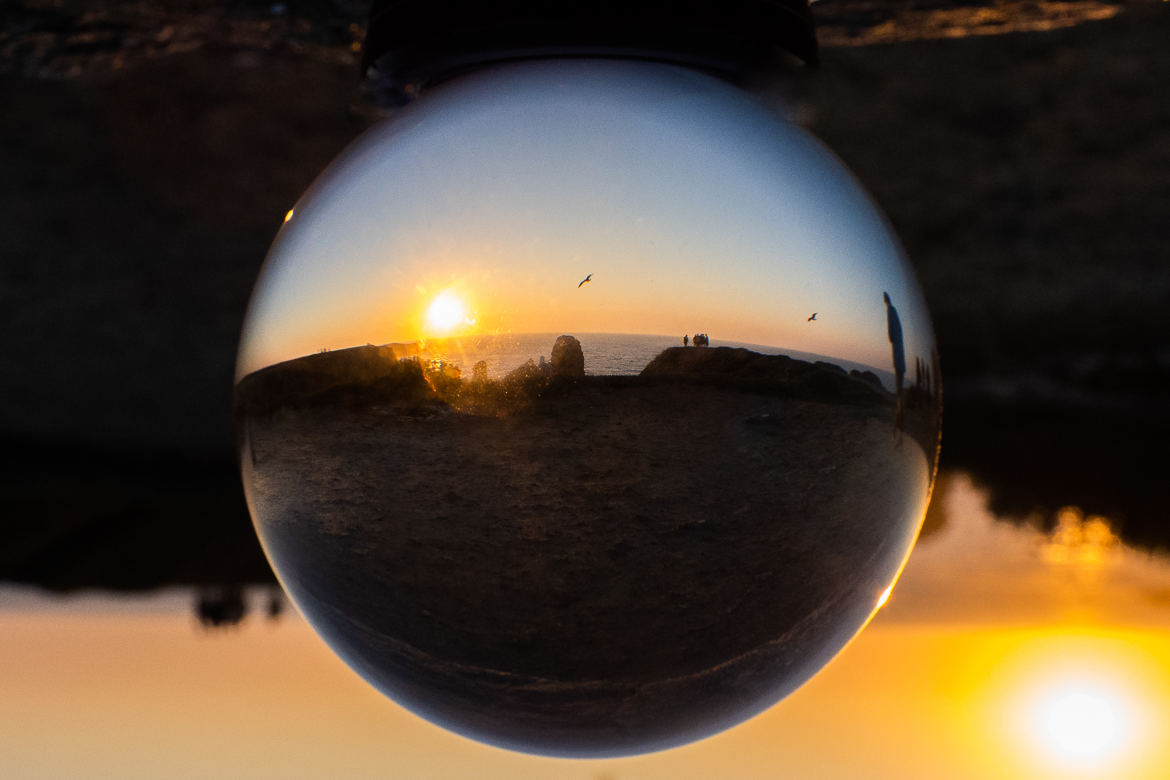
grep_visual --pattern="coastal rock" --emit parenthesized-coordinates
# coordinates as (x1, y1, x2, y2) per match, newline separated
(550, 335, 585, 377)
(850, 369, 883, 389)
(424, 360, 462, 396)
(504, 358, 543, 385)
(234, 344, 433, 417)
(642, 346, 887, 406)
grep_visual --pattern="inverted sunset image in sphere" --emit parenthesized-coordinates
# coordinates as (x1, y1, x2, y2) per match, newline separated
(235, 60, 941, 757)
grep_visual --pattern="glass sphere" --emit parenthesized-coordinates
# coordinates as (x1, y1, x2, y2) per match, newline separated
(236, 59, 940, 758)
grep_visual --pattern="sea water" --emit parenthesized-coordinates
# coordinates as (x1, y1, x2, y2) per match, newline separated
(417, 332, 895, 389)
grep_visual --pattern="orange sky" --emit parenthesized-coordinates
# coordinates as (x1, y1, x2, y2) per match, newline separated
(4, 474, 1169, 778)
(236, 62, 934, 379)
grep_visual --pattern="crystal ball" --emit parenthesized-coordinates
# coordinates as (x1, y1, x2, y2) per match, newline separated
(236, 59, 940, 757)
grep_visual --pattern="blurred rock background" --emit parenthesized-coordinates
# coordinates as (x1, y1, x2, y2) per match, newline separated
(2, 0, 1167, 587)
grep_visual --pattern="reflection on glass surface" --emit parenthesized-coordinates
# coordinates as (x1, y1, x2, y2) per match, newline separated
(234, 59, 941, 757)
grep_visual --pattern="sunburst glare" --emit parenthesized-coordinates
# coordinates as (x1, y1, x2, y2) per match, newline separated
(985, 631, 1169, 778)
(1025, 677, 1136, 768)
(424, 290, 472, 335)
(1038, 685, 1126, 761)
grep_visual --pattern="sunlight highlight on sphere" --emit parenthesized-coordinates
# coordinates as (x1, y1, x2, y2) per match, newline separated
(425, 291, 468, 335)
(235, 59, 941, 757)
(1034, 685, 1128, 763)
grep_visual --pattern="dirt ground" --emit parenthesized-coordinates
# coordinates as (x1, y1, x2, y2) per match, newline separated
(243, 372, 931, 753)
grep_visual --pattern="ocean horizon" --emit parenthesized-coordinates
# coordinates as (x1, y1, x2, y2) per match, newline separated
(401, 332, 898, 392)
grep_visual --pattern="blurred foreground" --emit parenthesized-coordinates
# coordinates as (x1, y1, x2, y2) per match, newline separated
(3, 473, 1168, 778)
(1, 0, 1168, 588)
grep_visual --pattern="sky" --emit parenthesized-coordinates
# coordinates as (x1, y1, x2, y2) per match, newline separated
(237, 60, 933, 379)
(4, 473, 1169, 779)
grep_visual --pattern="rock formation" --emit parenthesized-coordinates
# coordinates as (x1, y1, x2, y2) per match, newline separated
(550, 335, 585, 377)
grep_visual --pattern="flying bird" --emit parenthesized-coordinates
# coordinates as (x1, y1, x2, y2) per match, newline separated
(807, 312, 817, 322)
(578, 273, 593, 288)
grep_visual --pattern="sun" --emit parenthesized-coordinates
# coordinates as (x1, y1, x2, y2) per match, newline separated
(424, 290, 470, 335)
(1030, 682, 1130, 765)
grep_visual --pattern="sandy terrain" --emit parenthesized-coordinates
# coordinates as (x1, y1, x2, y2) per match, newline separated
(241, 346, 933, 753)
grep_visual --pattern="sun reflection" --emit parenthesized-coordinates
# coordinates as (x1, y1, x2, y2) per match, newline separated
(1032, 683, 1128, 763)
(994, 634, 1162, 776)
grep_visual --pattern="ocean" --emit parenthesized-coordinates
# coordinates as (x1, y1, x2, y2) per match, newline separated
(415, 333, 895, 390)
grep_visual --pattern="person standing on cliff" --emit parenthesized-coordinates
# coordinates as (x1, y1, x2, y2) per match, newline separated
(884, 291, 906, 432)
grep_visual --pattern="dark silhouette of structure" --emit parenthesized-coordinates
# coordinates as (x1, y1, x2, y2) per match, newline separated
(196, 585, 248, 629)
(883, 291, 906, 431)
(911, 355, 936, 409)
(266, 586, 286, 621)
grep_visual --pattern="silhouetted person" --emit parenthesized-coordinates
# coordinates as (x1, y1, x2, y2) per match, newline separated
(266, 586, 285, 621)
(883, 292, 905, 432)
(683, 334, 689, 347)
(196, 585, 248, 629)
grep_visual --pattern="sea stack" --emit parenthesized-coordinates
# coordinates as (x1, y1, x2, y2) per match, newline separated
(550, 335, 585, 377)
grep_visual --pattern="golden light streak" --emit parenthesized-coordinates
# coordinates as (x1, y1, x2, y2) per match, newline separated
(818, 1, 1122, 47)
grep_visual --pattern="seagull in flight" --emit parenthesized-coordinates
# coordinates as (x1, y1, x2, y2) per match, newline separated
(578, 273, 593, 288)
(807, 312, 817, 322)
